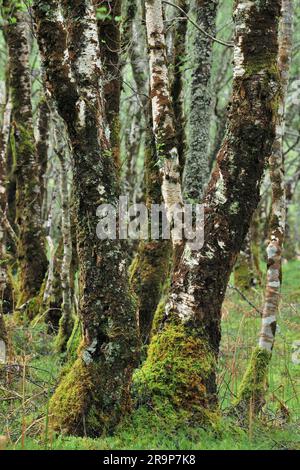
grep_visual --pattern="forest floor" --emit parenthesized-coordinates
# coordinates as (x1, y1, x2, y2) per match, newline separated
(1, 260, 300, 451)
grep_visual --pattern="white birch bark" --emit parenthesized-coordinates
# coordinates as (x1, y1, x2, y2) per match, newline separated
(145, 0, 184, 244)
(259, 0, 294, 352)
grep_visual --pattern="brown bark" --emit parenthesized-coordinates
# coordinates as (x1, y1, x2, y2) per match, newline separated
(33, 0, 138, 436)
(94, 0, 122, 174)
(137, 0, 282, 421)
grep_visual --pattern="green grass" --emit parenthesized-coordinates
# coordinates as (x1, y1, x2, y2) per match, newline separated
(1, 261, 300, 450)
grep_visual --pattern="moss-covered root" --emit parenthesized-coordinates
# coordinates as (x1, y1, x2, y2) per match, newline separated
(232, 347, 271, 420)
(49, 354, 134, 437)
(133, 322, 219, 427)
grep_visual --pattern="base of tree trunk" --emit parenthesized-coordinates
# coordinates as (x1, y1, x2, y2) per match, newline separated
(133, 321, 219, 426)
(231, 347, 271, 421)
(49, 353, 135, 437)
(130, 240, 171, 344)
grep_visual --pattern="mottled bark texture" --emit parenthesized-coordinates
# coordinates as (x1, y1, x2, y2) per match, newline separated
(145, 0, 184, 245)
(135, 0, 281, 422)
(234, 233, 255, 290)
(94, 0, 122, 174)
(0, 88, 12, 316)
(126, 2, 172, 344)
(36, 97, 51, 216)
(5, 9, 47, 311)
(33, 0, 138, 436)
(55, 154, 73, 352)
(183, 0, 219, 202)
(235, 0, 293, 416)
(171, 0, 188, 170)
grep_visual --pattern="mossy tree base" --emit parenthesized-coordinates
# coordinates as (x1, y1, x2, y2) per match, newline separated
(49, 352, 134, 437)
(133, 322, 219, 427)
(232, 347, 271, 420)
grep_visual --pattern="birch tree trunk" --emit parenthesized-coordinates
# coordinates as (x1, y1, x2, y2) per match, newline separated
(5, 8, 47, 312)
(55, 152, 73, 352)
(34, 0, 138, 436)
(235, 0, 294, 415)
(183, 0, 219, 202)
(126, 2, 172, 344)
(145, 0, 184, 245)
(0, 91, 12, 317)
(136, 0, 282, 422)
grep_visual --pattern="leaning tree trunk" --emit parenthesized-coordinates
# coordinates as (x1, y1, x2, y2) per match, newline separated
(183, 0, 219, 202)
(33, 0, 138, 436)
(5, 8, 47, 312)
(235, 0, 293, 416)
(135, 0, 282, 423)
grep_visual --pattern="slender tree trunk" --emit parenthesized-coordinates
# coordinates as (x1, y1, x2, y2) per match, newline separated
(36, 97, 51, 218)
(235, 0, 294, 416)
(5, 8, 47, 311)
(183, 0, 219, 202)
(145, 0, 184, 245)
(136, 0, 281, 422)
(126, 2, 172, 344)
(0, 89, 12, 317)
(94, 0, 122, 175)
(171, 0, 188, 171)
(55, 152, 73, 352)
(34, 0, 138, 436)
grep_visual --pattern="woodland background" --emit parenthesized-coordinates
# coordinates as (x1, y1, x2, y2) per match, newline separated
(0, 0, 300, 451)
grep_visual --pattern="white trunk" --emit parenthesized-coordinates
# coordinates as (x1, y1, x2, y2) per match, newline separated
(259, 0, 293, 352)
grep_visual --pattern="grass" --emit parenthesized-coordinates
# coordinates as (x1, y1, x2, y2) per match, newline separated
(0, 260, 299, 450)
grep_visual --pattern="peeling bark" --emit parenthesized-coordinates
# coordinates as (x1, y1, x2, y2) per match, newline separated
(145, 0, 184, 246)
(138, 0, 281, 420)
(34, 0, 138, 436)
(259, 0, 293, 354)
(55, 152, 73, 352)
(127, 2, 172, 343)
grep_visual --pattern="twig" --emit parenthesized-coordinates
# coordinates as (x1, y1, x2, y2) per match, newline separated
(162, 1, 234, 48)
(228, 284, 262, 316)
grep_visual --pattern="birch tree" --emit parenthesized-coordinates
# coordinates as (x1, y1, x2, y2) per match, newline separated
(126, 1, 172, 344)
(4, 6, 47, 312)
(33, 0, 138, 436)
(235, 0, 294, 415)
(136, 0, 282, 421)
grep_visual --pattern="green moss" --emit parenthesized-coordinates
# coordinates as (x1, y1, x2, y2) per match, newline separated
(234, 254, 254, 290)
(66, 316, 82, 362)
(49, 358, 95, 435)
(133, 322, 218, 426)
(233, 346, 271, 416)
